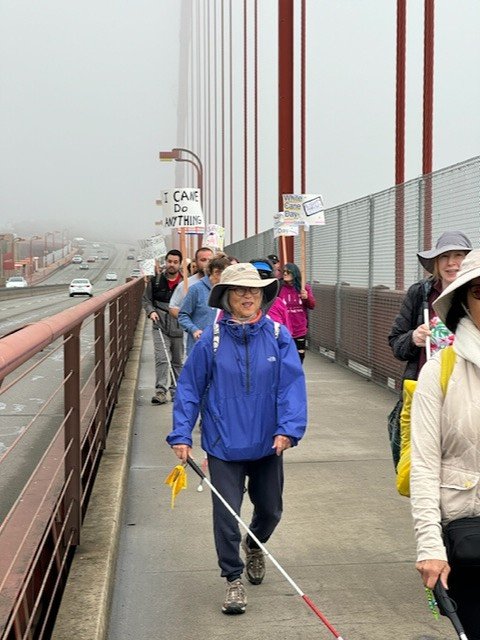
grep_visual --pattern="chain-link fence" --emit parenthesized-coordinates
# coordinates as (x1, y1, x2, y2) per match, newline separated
(225, 155, 480, 391)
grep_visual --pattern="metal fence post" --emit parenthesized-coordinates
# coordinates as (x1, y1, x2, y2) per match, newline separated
(367, 196, 374, 364)
(64, 327, 82, 546)
(418, 178, 425, 281)
(94, 310, 107, 448)
(335, 208, 342, 358)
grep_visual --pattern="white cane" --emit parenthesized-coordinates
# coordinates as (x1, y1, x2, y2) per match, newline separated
(157, 327, 177, 388)
(423, 302, 431, 361)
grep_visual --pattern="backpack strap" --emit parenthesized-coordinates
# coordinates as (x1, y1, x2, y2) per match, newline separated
(440, 345, 456, 395)
(273, 321, 280, 339)
(213, 321, 220, 353)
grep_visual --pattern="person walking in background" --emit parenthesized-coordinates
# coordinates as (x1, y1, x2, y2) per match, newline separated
(169, 246, 214, 319)
(277, 262, 315, 363)
(167, 263, 307, 615)
(267, 254, 282, 279)
(178, 255, 230, 356)
(410, 249, 480, 639)
(388, 230, 472, 382)
(142, 249, 184, 404)
(249, 258, 292, 333)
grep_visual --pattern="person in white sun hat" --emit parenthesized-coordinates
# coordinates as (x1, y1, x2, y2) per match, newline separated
(410, 248, 480, 639)
(389, 230, 473, 383)
(167, 263, 307, 616)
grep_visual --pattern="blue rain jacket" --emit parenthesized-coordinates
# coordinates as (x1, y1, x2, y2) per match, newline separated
(167, 313, 307, 461)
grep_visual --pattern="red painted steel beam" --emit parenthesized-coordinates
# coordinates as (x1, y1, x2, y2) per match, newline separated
(301, 0, 306, 194)
(254, 0, 259, 235)
(395, 0, 406, 290)
(243, 0, 248, 238)
(422, 0, 435, 250)
(278, 0, 294, 264)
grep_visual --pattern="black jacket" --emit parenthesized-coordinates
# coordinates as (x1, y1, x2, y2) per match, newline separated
(388, 277, 434, 381)
(142, 273, 183, 337)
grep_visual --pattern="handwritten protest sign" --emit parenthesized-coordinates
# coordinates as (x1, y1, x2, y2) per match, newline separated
(204, 224, 225, 251)
(273, 213, 299, 238)
(158, 188, 205, 230)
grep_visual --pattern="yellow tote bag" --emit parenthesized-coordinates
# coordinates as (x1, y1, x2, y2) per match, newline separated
(396, 346, 456, 498)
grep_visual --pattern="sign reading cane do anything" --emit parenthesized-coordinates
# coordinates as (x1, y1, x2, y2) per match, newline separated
(159, 188, 205, 230)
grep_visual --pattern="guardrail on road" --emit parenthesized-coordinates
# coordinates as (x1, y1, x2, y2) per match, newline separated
(0, 276, 145, 639)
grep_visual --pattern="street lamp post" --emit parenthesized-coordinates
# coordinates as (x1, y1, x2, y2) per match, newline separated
(159, 148, 204, 209)
(44, 232, 55, 267)
(159, 147, 206, 254)
(29, 235, 42, 277)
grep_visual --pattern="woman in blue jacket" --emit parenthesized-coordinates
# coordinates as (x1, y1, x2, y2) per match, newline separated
(167, 263, 307, 616)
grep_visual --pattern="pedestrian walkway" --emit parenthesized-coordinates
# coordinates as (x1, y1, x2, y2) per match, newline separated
(105, 326, 453, 640)
(52, 321, 454, 640)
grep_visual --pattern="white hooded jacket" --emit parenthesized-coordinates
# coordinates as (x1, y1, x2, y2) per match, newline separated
(410, 316, 480, 561)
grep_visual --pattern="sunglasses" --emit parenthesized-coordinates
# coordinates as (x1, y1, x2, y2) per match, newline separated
(468, 285, 480, 300)
(230, 286, 261, 297)
(283, 270, 292, 275)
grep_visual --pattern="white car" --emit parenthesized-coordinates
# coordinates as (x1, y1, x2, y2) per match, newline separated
(129, 268, 142, 278)
(5, 276, 28, 288)
(105, 272, 118, 281)
(71, 255, 83, 264)
(69, 278, 93, 297)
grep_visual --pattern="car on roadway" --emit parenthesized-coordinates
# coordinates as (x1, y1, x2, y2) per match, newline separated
(71, 255, 83, 264)
(101, 255, 109, 260)
(69, 278, 93, 297)
(127, 254, 135, 260)
(5, 276, 29, 288)
(129, 268, 142, 278)
(105, 272, 118, 281)
(79, 263, 89, 270)
(86, 256, 96, 263)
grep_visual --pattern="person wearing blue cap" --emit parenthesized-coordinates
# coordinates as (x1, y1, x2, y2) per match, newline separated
(250, 258, 292, 333)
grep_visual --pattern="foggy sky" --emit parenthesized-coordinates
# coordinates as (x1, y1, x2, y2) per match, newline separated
(1, 1, 479, 245)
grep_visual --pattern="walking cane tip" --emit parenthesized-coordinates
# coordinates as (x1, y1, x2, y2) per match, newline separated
(197, 483, 204, 492)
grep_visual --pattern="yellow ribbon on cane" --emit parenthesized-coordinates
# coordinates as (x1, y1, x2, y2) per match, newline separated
(164, 464, 188, 509)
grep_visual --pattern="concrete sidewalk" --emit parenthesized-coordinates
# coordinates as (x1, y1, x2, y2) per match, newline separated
(104, 326, 452, 640)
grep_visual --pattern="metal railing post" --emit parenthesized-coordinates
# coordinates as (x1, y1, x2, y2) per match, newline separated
(95, 311, 107, 448)
(64, 328, 82, 546)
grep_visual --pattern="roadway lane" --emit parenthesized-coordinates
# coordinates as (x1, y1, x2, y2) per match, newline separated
(0, 242, 136, 337)
(0, 241, 143, 521)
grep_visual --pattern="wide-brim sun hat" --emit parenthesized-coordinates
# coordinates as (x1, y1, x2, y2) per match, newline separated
(208, 262, 279, 310)
(433, 248, 480, 326)
(417, 230, 472, 273)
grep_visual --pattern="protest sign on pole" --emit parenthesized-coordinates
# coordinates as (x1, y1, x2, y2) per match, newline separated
(282, 193, 325, 226)
(157, 187, 205, 290)
(159, 188, 205, 230)
(283, 194, 325, 288)
(273, 213, 299, 238)
(204, 224, 225, 252)
(137, 234, 168, 275)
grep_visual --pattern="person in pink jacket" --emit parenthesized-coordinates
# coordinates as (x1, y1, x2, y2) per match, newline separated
(250, 259, 293, 334)
(277, 262, 315, 363)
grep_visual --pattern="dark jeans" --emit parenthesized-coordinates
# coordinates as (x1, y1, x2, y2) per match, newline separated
(207, 453, 284, 581)
(294, 336, 306, 364)
(447, 565, 480, 639)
